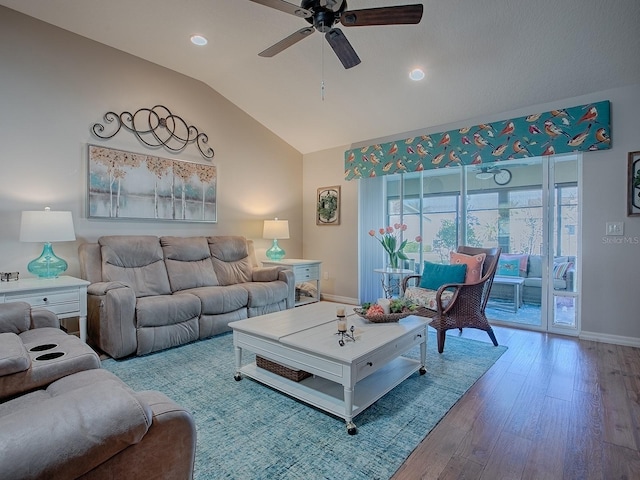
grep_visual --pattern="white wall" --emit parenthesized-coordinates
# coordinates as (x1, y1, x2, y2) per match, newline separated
(302, 147, 358, 302)
(304, 84, 640, 346)
(0, 7, 303, 277)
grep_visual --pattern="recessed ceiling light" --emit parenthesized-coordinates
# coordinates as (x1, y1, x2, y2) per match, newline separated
(409, 68, 425, 81)
(190, 35, 208, 46)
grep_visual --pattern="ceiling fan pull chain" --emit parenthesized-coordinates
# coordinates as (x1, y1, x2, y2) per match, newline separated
(321, 20, 325, 101)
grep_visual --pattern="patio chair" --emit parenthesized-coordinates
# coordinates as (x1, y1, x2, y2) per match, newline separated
(402, 246, 501, 353)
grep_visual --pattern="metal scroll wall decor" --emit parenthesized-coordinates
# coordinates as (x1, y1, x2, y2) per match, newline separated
(92, 105, 214, 159)
(344, 100, 611, 180)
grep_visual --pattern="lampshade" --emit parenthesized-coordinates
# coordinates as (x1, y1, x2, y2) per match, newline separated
(19, 207, 76, 278)
(263, 218, 289, 261)
(263, 219, 290, 240)
(20, 209, 76, 242)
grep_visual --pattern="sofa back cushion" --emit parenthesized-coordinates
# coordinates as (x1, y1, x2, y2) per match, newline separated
(528, 255, 543, 278)
(99, 236, 171, 297)
(78, 242, 104, 283)
(161, 236, 219, 292)
(207, 236, 252, 285)
(0, 302, 31, 334)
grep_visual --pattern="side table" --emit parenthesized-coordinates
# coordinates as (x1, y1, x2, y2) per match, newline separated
(374, 267, 415, 298)
(490, 276, 525, 312)
(0, 276, 90, 342)
(262, 259, 322, 306)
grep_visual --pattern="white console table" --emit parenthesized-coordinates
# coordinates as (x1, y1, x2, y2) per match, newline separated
(0, 276, 90, 342)
(262, 259, 322, 306)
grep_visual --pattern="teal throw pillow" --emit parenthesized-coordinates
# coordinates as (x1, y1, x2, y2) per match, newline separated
(419, 261, 467, 291)
(497, 258, 520, 276)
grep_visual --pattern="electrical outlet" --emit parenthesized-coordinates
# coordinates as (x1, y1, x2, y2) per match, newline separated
(605, 221, 624, 236)
(323, 271, 329, 280)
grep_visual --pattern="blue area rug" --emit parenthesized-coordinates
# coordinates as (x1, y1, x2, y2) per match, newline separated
(102, 330, 506, 480)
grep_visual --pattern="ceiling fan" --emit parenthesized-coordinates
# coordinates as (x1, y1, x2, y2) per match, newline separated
(249, 0, 424, 69)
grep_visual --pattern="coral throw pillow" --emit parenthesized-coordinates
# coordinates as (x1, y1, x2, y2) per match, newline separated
(450, 251, 486, 283)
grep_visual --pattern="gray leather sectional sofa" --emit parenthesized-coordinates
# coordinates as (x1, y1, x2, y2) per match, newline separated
(79, 235, 295, 358)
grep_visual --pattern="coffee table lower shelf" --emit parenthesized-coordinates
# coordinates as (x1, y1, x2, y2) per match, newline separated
(239, 356, 421, 425)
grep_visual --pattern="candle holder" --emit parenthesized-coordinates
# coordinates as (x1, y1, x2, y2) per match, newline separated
(336, 322, 356, 346)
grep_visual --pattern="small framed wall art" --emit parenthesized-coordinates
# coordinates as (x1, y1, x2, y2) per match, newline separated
(316, 186, 340, 226)
(627, 151, 640, 217)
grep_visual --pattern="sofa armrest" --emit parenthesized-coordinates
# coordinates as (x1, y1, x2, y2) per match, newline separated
(278, 268, 296, 308)
(0, 379, 152, 480)
(251, 267, 296, 308)
(251, 266, 282, 282)
(87, 281, 132, 296)
(0, 332, 30, 376)
(80, 390, 196, 480)
(30, 309, 61, 329)
(565, 267, 575, 292)
(87, 282, 137, 359)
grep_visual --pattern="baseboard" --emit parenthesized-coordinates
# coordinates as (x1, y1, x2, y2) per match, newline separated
(579, 330, 640, 348)
(319, 294, 359, 305)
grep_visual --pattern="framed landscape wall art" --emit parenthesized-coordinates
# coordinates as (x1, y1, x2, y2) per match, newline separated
(628, 151, 640, 217)
(316, 186, 340, 226)
(88, 145, 217, 222)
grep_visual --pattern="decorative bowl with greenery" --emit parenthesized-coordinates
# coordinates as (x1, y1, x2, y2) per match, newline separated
(354, 298, 419, 323)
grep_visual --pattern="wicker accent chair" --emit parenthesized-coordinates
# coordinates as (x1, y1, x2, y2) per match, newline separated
(402, 246, 501, 353)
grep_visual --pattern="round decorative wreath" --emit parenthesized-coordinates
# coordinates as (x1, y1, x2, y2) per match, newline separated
(317, 192, 338, 222)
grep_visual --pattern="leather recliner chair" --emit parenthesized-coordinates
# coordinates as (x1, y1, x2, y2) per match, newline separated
(0, 302, 196, 479)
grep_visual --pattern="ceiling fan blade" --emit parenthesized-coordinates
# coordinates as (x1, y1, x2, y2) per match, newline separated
(259, 27, 315, 57)
(248, 0, 312, 18)
(341, 4, 424, 27)
(325, 28, 361, 69)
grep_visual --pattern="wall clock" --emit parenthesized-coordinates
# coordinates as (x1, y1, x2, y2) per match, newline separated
(494, 169, 512, 185)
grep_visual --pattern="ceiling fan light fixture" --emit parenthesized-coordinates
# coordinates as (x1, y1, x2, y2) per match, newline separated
(475, 171, 494, 180)
(190, 35, 208, 46)
(409, 68, 425, 81)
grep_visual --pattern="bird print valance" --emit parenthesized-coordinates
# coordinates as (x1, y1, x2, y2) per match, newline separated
(344, 100, 610, 180)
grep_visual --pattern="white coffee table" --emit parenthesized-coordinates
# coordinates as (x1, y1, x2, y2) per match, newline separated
(230, 302, 429, 434)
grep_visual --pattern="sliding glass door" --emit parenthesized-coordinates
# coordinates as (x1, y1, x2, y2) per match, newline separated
(464, 160, 546, 329)
(547, 157, 580, 334)
(359, 154, 581, 335)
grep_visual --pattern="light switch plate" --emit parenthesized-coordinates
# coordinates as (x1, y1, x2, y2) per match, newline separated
(605, 222, 624, 236)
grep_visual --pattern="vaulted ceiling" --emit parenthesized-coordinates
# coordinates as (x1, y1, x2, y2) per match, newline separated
(2, 0, 639, 154)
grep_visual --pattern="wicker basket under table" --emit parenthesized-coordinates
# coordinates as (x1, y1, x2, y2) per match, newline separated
(255, 356, 311, 382)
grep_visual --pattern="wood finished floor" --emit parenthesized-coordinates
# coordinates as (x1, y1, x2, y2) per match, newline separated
(392, 325, 640, 480)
